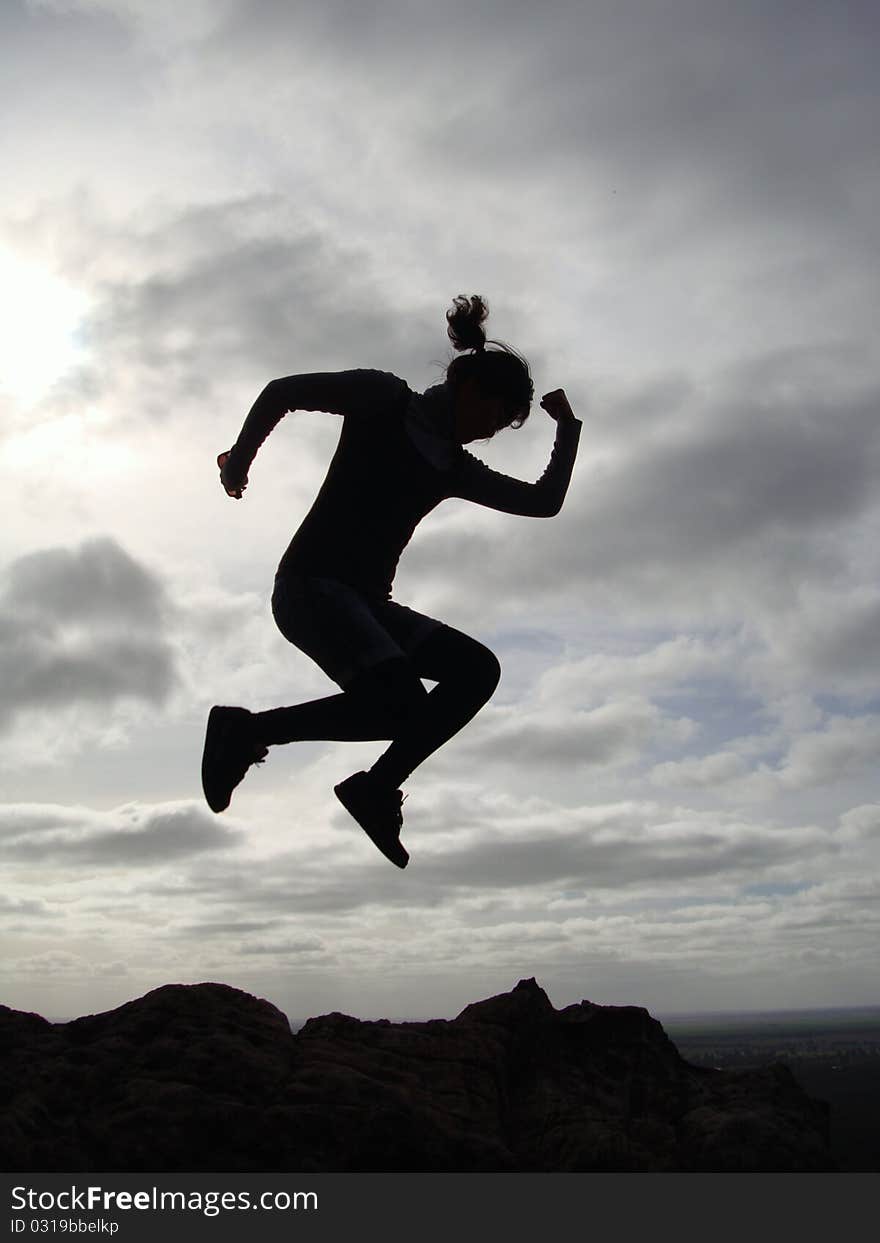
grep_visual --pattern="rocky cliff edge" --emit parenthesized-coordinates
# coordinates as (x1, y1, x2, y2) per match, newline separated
(0, 977, 835, 1171)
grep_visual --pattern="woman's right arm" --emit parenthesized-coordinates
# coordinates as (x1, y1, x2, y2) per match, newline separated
(219, 369, 408, 496)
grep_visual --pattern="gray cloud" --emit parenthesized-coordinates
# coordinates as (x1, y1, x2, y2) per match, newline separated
(238, 935, 326, 957)
(29, 194, 441, 425)
(0, 537, 178, 731)
(28, 0, 880, 440)
(175, 919, 285, 938)
(10, 0, 879, 379)
(6, 536, 167, 626)
(414, 810, 835, 894)
(0, 800, 241, 865)
(0, 893, 53, 918)
(196, 0, 880, 261)
(770, 588, 880, 690)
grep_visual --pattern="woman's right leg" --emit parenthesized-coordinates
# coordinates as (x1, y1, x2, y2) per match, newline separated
(252, 574, 431, 747)
(254, 578, 498, 772)
(252, 655, 428, 746)
(204, 576, 425, 814)
(202, 664, 420, 815)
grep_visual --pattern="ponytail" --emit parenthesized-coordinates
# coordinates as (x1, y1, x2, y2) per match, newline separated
(446, 293, 489, 353)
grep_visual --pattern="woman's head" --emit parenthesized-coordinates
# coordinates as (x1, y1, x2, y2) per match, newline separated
(444, 294, 534, 441)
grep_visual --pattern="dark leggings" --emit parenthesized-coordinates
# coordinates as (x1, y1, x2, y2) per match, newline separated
(252, 625, 501, 789)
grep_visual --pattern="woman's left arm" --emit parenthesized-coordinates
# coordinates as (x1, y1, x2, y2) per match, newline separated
(450, 390, 582, 517)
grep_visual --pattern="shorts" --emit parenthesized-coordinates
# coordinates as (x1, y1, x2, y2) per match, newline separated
(271, 574, 445, 689)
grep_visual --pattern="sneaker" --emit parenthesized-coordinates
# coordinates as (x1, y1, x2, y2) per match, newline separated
(334, 770, 409, 868)
(201, 705, 268, 813)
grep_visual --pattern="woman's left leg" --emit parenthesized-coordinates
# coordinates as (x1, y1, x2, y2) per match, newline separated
(366, 622, 501, 790)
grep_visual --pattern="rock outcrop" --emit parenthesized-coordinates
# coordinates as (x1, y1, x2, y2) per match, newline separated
(0, 978, 835, 1171)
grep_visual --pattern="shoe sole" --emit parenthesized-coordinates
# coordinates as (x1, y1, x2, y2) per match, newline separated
(334, 779, 409, 869)
(201, 706, 235, 813)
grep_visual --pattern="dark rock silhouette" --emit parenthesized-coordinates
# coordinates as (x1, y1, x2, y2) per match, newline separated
(0, 978, 835, 1171)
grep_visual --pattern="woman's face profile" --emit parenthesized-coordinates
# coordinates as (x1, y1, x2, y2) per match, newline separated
(452, 378, 506, 443)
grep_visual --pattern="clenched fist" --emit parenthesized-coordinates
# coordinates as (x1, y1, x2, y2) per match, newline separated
(218, 451, 248, 499)
(539, 389, 577, 423)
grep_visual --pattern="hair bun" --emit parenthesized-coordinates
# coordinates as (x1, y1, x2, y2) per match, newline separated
(442, 293, 534, 432)
(446, 293, 489, 353)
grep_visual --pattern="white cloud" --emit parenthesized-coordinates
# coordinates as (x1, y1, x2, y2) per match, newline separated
(468, 697, 696, 770)
(531, 634, 746, 713)
(651, 751, 748, 790)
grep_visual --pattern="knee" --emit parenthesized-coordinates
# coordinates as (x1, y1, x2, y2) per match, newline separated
(468, 643, 501, 702)
(425, 630, 501, 703)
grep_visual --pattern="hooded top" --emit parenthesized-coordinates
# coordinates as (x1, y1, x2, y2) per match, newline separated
(225, 369, 581, 602)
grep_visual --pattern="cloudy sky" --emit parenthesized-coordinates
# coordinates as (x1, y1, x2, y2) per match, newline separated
(2, 0, 879, 1026)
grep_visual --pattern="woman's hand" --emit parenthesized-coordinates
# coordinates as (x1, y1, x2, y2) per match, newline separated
(540, 389, 578, 424)
(218, 451, 248, 499)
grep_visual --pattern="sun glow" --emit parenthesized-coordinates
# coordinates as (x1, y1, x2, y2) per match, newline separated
(0, 249, 90, 407)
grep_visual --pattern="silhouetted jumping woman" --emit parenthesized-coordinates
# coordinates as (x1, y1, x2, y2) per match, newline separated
(201, 295, 581, 868)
